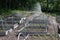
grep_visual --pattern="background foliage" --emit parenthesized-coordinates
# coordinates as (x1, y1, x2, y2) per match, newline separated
(0, 0, 60, 16)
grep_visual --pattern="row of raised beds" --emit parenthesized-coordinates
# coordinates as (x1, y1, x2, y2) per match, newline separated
(18, 14, 50, 35)
(0, 16, 21, 36)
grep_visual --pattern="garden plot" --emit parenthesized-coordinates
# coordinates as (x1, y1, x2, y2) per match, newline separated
(17, 25, 48, 35)
(5, 16, 21, 24)
(19, 26, 48, 35)
(0, 20, 13, 36)
(33, 14, 49, 20)
(17, 13, 58, 40)
(27, 35, 58, 40)
(17, 16, 49, 35)
(3, 16, 21, 29)
(29, 20, 49, 24)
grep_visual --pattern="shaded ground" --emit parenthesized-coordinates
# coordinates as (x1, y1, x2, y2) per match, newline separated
(48, 16, 58, 34)
(0, 31, 17, 40)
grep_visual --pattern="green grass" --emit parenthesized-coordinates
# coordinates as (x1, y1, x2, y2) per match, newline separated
(0, 9, 58, 19)
(44, 12, 57, 17)
(50, 13, 56, 17)
(11, 10, 33, 17)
